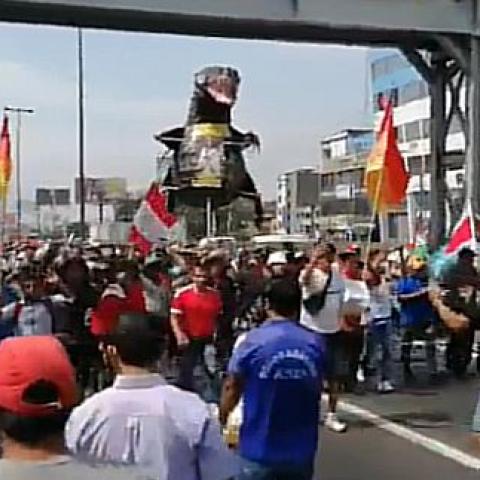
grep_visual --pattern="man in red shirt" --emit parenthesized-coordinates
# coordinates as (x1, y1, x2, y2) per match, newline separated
(171, 264, 222, 391)
(90, 265, 147, 338)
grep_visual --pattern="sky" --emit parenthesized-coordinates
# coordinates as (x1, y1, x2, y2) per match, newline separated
(0, 22, 377, 202)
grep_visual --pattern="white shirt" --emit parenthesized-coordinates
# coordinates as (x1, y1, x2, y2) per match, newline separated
(368, 281, 392, 321)
(299, 267, 345, 334)
(65, 374, 239, 480)
(1, 301, 53, 336)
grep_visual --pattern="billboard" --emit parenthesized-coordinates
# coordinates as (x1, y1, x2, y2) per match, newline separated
(36, 188, 71, 206)
(75, 178, 127, 204)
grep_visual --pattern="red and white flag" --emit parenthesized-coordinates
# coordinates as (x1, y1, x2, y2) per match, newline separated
(129, 184, 180, 255)
(444, 202, 476, 256)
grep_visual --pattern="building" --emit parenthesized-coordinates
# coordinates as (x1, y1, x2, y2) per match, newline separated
(318, 129, 378, 241)
(276, 168, 320, 236)
(370, 50, 465, 242)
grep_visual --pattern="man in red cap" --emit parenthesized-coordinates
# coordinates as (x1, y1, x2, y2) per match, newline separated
(0, 336, 151, 480)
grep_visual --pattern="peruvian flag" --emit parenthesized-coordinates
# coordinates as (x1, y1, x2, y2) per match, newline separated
(129, 184, 180, 255)
(444, 202, 477, 256)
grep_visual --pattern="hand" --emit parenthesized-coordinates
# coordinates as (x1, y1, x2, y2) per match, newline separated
(176, 332, 190, 348)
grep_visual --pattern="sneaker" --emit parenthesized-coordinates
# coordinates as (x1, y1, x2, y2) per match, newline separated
(381, 380, 395, 393)
(325, 412, 348, 433)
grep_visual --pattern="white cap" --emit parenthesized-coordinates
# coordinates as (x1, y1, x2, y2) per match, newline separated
(267, 251, 287, 266)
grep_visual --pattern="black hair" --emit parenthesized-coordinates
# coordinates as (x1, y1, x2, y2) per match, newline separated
(459, 247, 475, 259)
(0, 380, 70, 446)
(108, 313, 166, 368)
(265, 277, 301, 318)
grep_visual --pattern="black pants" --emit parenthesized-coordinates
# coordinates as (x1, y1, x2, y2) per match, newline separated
(177, 337, 212, 392)
(343, 329, 364, 389)
(447, 325, 474, 377)
(401, 322, 437, 375)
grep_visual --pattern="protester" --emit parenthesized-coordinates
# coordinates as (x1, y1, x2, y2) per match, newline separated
(90, 263, 146, 338)
(396, 255, 438, 383)
(363, 249, 395, 393)
(140, 250, 172, 319)
(340, 252, 367, 393)
(0, 336, 148, 480)
(220, 277, 324, 480)
(442, 248, 480, 377)
(170, 263, 223, 391)
(266, 251, 288, 279)
(0, 264, 56, 337)
(203, 250, 237, 361)
(299, 244, 347, 433)
(66, 312, 238, 480)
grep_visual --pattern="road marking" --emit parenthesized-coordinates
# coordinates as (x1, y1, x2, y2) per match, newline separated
(338, 400, 480, 470)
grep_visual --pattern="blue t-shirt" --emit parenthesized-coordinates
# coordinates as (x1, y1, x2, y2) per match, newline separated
(228, 319, 325, 466)
(395, 276, 434, 328)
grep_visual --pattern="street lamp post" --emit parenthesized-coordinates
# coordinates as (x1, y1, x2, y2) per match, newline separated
(77, 28, 86, 240)
(3, 106, 34, 240)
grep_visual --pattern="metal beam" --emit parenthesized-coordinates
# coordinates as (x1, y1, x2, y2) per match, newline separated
(435, 35, 471, 76)
(466, 35, 480, 214)
(429, 56, 448, 247)
(401, 48, 433, 84)
(0, 0, 473, 48)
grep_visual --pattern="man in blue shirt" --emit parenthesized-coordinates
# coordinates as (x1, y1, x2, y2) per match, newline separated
(220, 277, 325, 480)
(395, 257, 437, 383)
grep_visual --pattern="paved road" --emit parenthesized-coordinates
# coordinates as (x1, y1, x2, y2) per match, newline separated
(316, 418, 479, 480)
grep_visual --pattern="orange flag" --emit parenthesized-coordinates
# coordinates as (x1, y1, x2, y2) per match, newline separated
(0, 116, 12, 201)
(365, 101, 409, 212)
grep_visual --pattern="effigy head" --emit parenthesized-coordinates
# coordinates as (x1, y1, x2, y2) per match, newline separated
(194, 66, 240, 106)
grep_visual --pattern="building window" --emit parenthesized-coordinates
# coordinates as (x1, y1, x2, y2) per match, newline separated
(322, 146, 332, 160)
(404, 121, 421, 141)
(421, 119, 430, 138)
(399, 80, 428, 105)
(408, 156, 420, 174)
(371, 54, 409, 81)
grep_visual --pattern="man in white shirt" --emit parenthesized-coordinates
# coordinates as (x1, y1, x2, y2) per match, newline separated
(300, 244, 347, 433)
(65, 312, 238, 480)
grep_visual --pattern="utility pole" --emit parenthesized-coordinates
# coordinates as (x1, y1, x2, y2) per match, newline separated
(77, 28, 87, 240)
(3, 106, 34, 240)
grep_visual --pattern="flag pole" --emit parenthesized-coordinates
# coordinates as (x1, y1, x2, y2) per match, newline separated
(468, 198, 477, 252)
(364, 164, 385, 263)
(1, 195, 6, 246)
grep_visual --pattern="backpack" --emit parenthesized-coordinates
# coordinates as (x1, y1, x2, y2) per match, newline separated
(302, 271, 333, 316)
(12, 298, 58, 334)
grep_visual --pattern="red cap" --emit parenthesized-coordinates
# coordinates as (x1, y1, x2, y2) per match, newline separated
(344, 244, 360, 255)
(0, 336, 77, 417)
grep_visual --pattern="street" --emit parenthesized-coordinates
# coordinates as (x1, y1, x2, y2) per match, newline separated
(313, 349, 480, 480)
(317, 417, 479, 480)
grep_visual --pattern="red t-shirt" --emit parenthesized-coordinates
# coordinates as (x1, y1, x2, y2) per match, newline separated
(171, 285, 222, 339)
(91, 295, 128, 336)
(126, 281, 147, 313)
(91, 283, 147, 337)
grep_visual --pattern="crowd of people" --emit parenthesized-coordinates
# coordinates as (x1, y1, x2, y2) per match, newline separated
(0, 237, 478, 479)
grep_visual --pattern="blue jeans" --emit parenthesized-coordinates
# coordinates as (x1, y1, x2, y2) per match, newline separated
(368, 318, 393, 382)
(238, 459, 314, 480)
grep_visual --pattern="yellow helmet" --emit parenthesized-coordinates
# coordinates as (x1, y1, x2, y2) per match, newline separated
(407, 254, 427, 271)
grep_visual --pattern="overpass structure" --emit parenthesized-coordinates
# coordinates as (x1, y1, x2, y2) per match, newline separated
(1, 0, 480, 245)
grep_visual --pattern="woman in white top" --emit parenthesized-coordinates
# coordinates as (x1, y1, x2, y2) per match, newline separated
(363, 249, 395, 394)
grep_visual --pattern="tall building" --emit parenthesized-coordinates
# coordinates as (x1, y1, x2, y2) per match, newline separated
(318, 129, 379, 241)
(276, 168, 320, 235)
(370, 50, 465, 242)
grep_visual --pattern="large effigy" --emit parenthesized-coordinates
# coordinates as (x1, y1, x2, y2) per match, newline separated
(155, 66, 262, 224)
